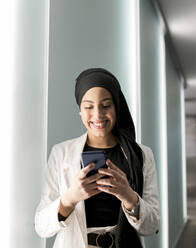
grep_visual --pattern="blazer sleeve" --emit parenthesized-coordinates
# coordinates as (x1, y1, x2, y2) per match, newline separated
(122, 146, 160, 236)
(34, 146, 72, 238)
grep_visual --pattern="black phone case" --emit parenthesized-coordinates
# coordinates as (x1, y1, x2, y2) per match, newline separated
(81, 151, 107, 177)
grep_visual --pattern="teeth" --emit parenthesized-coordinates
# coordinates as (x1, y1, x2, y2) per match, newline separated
(91, 121, 107, 128)
(94, 122, 103, 127)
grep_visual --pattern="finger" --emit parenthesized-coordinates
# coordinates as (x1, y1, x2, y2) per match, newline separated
(96, 177, 117, 187)
(83, 182, 101, 191)
(85, 173, 105, 184)
(106, 159, 126, 177)
(81, 183, 102, 198)
(86, 189, 101, 198)
(98, 166, 124, 179)
(97, 185, 117, 196)
(98, 168, 117, 178)
(79, 163, 95, 179)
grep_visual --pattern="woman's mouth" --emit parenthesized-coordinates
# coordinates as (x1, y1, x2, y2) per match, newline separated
(89, 120, 108, 129)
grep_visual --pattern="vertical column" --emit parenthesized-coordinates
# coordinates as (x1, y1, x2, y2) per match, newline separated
(0, 1, 50, 247)
(122, 0, 141, 141)
(0, 1, 16, 247)
(159, 33, 169, 248)
(180, 78, 187, 221)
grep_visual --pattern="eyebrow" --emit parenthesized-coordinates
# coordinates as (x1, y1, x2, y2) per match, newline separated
(82, 97, 113, 103)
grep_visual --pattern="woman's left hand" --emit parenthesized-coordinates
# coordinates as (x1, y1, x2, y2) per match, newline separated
(96, 159, 139, 210)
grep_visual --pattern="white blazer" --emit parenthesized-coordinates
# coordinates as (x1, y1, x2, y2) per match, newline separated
(35, 133, 160, 248)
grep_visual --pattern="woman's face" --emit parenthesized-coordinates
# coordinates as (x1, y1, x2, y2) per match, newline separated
(80, 87, 116, 139)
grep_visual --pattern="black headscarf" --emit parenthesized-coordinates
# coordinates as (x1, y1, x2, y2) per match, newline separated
(75, 68, 143, 247)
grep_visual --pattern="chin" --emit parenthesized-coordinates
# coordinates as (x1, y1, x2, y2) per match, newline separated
(90, 129, 111, 138)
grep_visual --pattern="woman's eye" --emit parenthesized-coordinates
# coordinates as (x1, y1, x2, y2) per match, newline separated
(84, 106, 92, 109)
(103, 105, 111, 109)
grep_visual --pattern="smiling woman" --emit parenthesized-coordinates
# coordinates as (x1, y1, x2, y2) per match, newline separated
(35, 68, 160, 248)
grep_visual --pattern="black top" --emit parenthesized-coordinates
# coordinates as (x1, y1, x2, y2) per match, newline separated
(84, 143, 130, 228)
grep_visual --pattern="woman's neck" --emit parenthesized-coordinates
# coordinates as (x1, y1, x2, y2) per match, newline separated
(87, 133, 117, 148)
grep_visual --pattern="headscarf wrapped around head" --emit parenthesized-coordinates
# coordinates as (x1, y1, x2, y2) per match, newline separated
(75, 68, 143, 247)
(75, 68, 136, 140)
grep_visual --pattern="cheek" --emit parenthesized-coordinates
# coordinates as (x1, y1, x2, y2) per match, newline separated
(110, 108, 116, 123)
(80, 111, 89, 124)
(112, 113, 116, 124)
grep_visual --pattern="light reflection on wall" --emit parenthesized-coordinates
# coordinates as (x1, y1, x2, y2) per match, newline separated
(0, 1, 16, 247)
(159, 30, 169, 248)
(120, 0, 141, 142)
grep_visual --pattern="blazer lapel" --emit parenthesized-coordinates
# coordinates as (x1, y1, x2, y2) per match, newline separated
(69, 133, 89, 246)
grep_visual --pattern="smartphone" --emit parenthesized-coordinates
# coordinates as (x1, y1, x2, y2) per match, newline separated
(81, 151, 107, 177)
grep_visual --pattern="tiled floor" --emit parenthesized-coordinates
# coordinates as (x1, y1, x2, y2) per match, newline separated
(176, 157, 196, 248)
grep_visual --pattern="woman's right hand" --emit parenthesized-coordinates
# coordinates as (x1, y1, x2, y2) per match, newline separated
(59, 163, 102, 217)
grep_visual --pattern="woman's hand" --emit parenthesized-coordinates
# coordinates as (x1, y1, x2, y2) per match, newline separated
(96, 159, 139, 210)
(66, 163, 104, 203)
(59, 163, 103, 217)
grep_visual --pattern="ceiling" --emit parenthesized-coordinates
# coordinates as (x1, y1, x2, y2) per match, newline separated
(156, 0, 196, 115)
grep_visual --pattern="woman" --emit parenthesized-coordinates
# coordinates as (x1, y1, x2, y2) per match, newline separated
(35, 68, 160, 248)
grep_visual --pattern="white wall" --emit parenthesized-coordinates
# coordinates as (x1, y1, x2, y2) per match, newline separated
(0, 1, 49, 247)
(140, 1, 187, 248)
(166, 48, 186, 247)
(140, 0, 167, 247)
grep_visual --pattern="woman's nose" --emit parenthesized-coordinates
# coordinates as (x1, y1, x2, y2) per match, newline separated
(94, 107, 104, 119)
